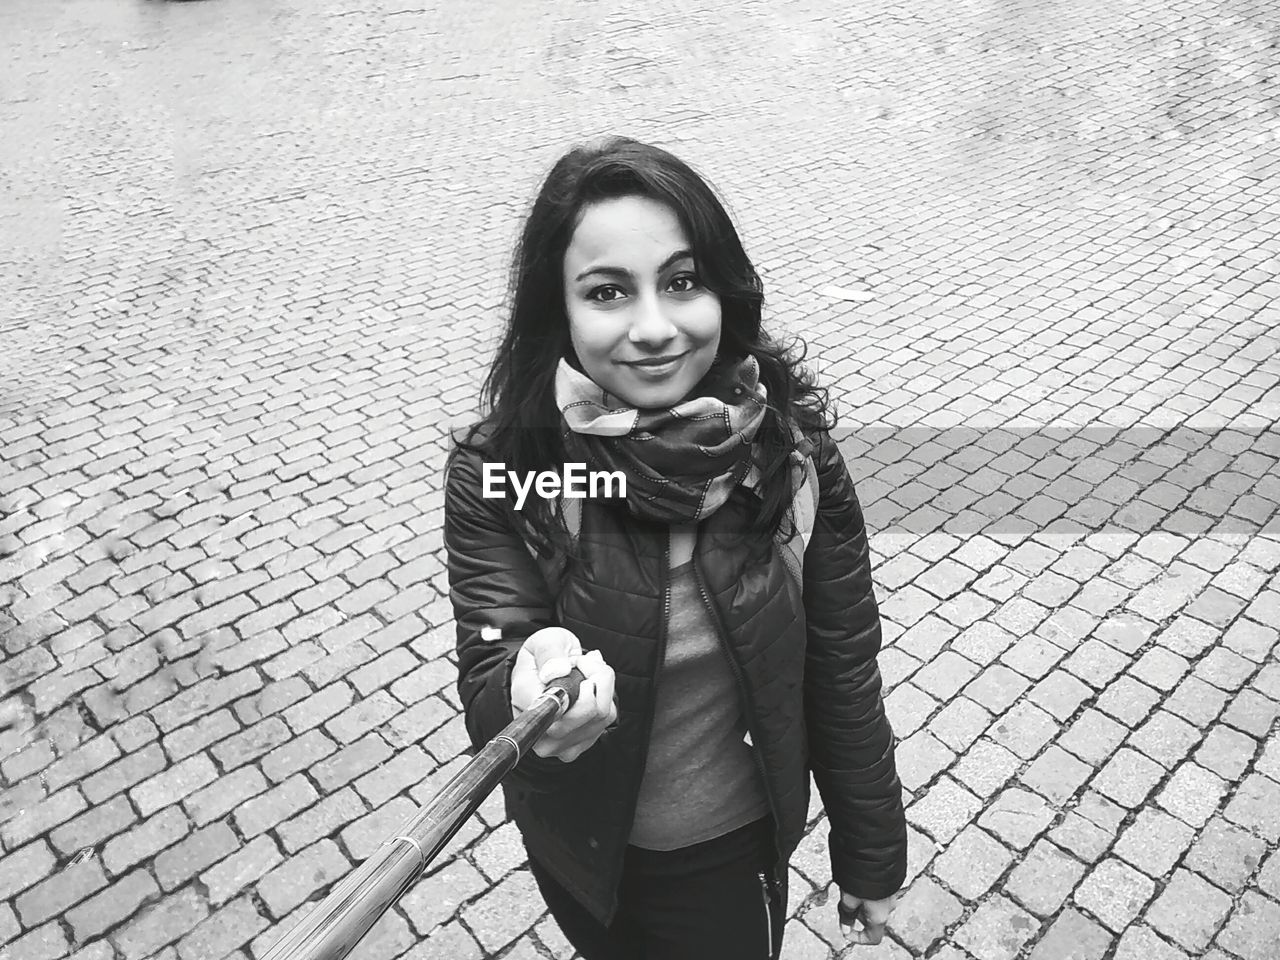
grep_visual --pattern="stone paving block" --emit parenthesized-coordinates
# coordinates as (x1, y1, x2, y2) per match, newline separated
(894, 730, 956, 792)
(1063, 639, 1132, 690)
(1195, 647, 1256, 692)
(950, 622, 1017, 666)
(65, 868, 160, 942)
(154, 820, 239, 892)
(988, 700, 1058, 760)
(1007, 839, 1087, 917)
(886, 876, 963, 956)
(1222, 618, 1279, 663)
(1074, 858, 1156, 933)
(310, 733, 399, 798)
(1092, 748, 1166, 809)
(283, 681, 355, 735)
(930, 825, 1013, 901)
(894, 615, 959, 661)
(1145, 868, 1233, 952)
(397, 919, 483, 960)
(1159, 616, 1220, 659)
(953, 895, 1038, 960)
(929, 696, 992, 752)
(1112, 925, 1192, 960)
(1028, 908, 1112, 960)
(1050, 812, 1114, 865)
(474, 821, 530, 882)
(352, 744, 435, 806)
(1165, 675, 1230, 727)
(952, 737, 1020, 799)
(963, 664, 1030, 714)
(1127, 709, 1203, 770)
(1186, 817, 1268, 894)
(999, 634, 1067, 680)
(184, 764, 269, 826)
(907, 777, 983, 845)
(423, 712, 473, 762)
(1094, 674, 1162, 728)
(48, 794, 135, 857)
(1113, 807, 1196, 880)
(1028, 670, 1092, 722)
(1222, 688, 1280, 740)
(15, 858, 108, 928)
(911, 651, 979, 701)
(277, 786, 368, 854)
(1195, 725, 1259, 781)
(175, 895, 268, 960)
(0, 921, 69, 960)
(198, 835, 283, 911)
(1095, 612, 1157, 655)
(255, 838, 348, 919)
(461, 868, 547, 955)
(1, 785, 87, 849)
(535, 915, 576, 960)
(223, 772, 318, 854)
(979, 787, 1055, 850)
(211, 715, 292, 770)
(1223, 773, 1280, 842)
(1132, 647, 1192, 692)
(884, 683, 940, 738)
(1019, 745, 1093, 806)
(260, 727, 338, 783)
(101, 805, 189, 877)
(112, 886, 208, 960)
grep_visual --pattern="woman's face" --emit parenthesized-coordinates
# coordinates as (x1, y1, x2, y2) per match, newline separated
(562, 195, 722, 410)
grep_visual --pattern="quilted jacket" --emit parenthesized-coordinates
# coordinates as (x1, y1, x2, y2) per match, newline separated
(445, 424, 907, 926)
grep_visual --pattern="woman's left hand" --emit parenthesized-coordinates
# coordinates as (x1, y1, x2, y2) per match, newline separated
(838, 890, 898, 946)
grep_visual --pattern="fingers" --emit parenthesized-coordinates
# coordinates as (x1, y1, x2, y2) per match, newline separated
(577, 650, 617, 720)
(842, 920, 886, 946)
(511, 627, 583, 713)
(514, 637, 616, 762)
(839, 895, 895, 946)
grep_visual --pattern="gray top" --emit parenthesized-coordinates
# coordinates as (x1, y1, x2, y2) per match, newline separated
(628, 558, 770, 850)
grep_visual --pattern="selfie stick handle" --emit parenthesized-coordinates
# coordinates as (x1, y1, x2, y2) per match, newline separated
(259, 667, 586, 960)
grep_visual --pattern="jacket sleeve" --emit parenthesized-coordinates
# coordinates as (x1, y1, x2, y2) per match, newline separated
(801, 428, 908, 901)
(444, 442, 582, 792)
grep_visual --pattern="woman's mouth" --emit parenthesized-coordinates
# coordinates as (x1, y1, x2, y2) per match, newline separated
(622, 353, 687, 377)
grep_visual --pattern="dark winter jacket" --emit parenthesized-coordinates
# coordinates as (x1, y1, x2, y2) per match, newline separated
(445, 425, 907, 926)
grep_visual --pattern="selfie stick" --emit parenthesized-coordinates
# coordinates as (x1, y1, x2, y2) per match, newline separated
(259, 668, 586, 960)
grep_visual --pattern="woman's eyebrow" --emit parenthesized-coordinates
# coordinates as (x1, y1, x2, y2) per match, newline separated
(574, 249, 693, 282)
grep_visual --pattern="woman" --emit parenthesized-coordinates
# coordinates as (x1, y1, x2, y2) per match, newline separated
(445, 136, 906, 959)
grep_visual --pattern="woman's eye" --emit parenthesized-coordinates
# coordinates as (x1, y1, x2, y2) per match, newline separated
(669, 274, 700, 293)
(587, 285, 625, 303)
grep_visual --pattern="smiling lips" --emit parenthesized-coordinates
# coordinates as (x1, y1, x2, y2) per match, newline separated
(623, 351, 687, 369)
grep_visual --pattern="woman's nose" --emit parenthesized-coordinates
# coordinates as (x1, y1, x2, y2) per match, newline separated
(628, 293, 678, 345)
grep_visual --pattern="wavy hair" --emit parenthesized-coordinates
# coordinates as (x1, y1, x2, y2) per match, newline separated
(454, 135, 836, 557)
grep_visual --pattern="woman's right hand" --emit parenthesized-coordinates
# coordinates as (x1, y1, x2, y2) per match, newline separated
(511, 627, 617, 762)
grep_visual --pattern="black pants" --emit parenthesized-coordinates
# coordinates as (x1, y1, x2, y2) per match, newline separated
(527, 817, 787, 960)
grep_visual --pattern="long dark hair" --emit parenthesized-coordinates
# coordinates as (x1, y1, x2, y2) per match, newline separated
(454, 135, 836, 556)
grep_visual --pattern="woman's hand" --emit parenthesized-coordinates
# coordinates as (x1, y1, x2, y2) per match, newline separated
(838, 889, 898, 946)
(511, 627, 617, 762)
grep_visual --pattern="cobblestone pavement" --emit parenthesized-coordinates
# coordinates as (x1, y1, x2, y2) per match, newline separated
(2, 0, 1279, 957)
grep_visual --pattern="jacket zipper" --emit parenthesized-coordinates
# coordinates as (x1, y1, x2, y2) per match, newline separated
(689, 546, 783, 874)
(758, 870, 774, 958)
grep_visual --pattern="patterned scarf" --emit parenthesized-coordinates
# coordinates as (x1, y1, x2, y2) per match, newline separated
(554, 354, 768, 525)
